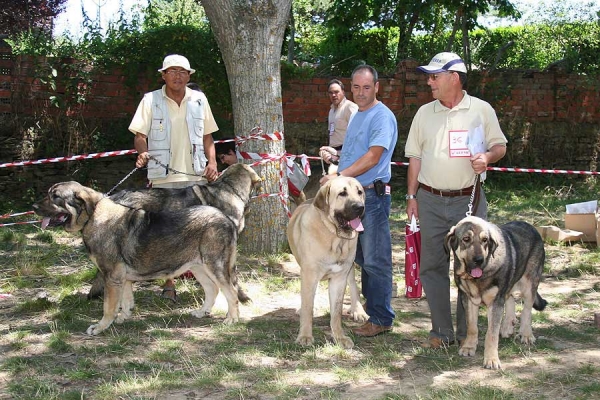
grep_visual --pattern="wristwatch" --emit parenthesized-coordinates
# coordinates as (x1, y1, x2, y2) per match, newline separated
(405, 194, 417, 200)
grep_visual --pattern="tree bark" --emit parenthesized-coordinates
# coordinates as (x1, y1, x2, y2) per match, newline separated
(202, 0, 292, 254)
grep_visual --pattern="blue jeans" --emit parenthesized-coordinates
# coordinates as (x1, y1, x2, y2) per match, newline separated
(355, 188, 395, 326)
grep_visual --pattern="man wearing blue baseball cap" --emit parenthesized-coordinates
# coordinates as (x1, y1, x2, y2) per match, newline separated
(404, 52, 508, 349)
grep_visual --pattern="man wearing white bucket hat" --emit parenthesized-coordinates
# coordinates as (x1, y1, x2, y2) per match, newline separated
(128, 54, 220, 300)
(404, 52, 507, 349)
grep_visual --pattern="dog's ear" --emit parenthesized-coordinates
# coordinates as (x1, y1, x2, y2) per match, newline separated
(444, 225, 457, 254)
(313, 181, 331, 212)
(75, 189, 96, 218)
(487, 229, 499, 257)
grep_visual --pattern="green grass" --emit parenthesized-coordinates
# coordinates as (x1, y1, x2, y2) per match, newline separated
(1, 175, 600, 399)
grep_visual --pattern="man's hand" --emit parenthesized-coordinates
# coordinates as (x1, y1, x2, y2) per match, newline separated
(470, 152, 488, 175)
(203, 161, 219, 182)
(319, 146, 338, 164)
(319, 173, 337, 186)
(136, 152, 150, 168)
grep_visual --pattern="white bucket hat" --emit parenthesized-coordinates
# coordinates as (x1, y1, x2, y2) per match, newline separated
(158, 54, 196, 74)
(417, 52, 467, 74)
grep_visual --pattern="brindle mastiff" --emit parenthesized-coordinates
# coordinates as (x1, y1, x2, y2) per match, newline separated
(287, 176, 368, 349)
(33, 181, 250, 335)
(87, 163, 262, 299)
(445, 216, 548, 369)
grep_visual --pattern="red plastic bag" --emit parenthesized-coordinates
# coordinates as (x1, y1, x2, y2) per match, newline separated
(405, 216, 422, 298)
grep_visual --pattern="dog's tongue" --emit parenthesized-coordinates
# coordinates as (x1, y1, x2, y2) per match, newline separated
(41, 217, 50, 230)
(350, 217, 364, 232)
(470, 267, 483, 278)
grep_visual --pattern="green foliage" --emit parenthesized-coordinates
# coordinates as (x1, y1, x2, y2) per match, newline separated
(314, 26, 400, 75)
(144, 0, 208, 29)
(408, 19, 600, 73)
(295, 0, 599, 75)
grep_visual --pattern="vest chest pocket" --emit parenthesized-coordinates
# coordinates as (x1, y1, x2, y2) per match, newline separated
(150, 118, 168, 146)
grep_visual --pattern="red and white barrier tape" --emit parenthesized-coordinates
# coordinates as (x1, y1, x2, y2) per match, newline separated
(2, 129, 599, 227)
(1, 211, 35, 219)
(0, 149, 138, 169)
(488, 166, 600, 175)
(0, 220, 41, 228)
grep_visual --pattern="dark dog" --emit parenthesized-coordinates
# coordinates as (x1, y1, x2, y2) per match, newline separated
(445, 216, 547, 369)
(33, 182, 250, 335)
(87, 163, 262, 299)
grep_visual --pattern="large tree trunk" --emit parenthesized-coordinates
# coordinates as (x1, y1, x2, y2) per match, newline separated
(202, 0, 292, 254)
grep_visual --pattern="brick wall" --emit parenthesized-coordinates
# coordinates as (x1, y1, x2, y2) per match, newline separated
(281, 60, 599, 124)
(3, 51, 598, 126)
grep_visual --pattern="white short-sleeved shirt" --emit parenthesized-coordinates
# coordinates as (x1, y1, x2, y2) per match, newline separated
(405, 91, 507, 190)
(328, 97, 358, 148)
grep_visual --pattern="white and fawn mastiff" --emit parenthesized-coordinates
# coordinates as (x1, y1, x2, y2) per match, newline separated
(287, 176, 368, 349)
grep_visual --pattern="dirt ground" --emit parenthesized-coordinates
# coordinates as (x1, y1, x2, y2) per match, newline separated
(220, 252, 600, 399)
(1, 217, 599, 398)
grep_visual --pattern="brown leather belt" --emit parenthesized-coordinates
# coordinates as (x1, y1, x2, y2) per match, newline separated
(419, 183, 473, 197)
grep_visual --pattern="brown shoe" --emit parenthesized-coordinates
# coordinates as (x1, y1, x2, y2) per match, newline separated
(161, 287, 177, 302)
(422, 337, 455, 349)
(353, 322, 392, 337)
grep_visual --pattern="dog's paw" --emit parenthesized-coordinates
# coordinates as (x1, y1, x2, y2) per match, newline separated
(500, 324, 514, 338)
(334, 335, 354, 349)
(519, 333, 536, 345)
(458, 343, 477, 357)
(500, 317, 516, 338)
(223, 316, 239, 325)
(296, 335, 315, 346)
(348, 307, 369, 323)
(190, 309, 212, 319)
(86, 324, 104, 336)
(483, 356, 502, 370)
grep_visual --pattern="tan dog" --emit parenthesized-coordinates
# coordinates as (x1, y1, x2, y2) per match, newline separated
(287, 177, 368, 349)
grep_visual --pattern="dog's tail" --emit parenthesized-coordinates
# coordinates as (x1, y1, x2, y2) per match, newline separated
(87, 270, 105, 300)
(237, 287, 251, 304)
(533, 292, 548, 311)
(231, 263, 251, 304)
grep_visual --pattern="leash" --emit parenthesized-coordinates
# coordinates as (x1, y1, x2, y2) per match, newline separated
(105, 167, 139, 196)
(148, 155, 203, 177)
(465, 174, 480, 217)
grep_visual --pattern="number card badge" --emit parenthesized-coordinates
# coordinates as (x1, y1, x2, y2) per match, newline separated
(449, 130, 470, 158)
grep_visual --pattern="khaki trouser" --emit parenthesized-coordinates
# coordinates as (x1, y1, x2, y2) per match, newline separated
(417, 186, 487, 342)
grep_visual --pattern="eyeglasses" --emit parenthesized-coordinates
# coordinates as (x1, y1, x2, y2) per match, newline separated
(164, 69, 189, 77)
(427, 72, 453, 81)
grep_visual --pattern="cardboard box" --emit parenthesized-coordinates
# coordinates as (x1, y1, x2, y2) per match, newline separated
(564, 213, 599, 244)
(536, 225, 584, 242)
